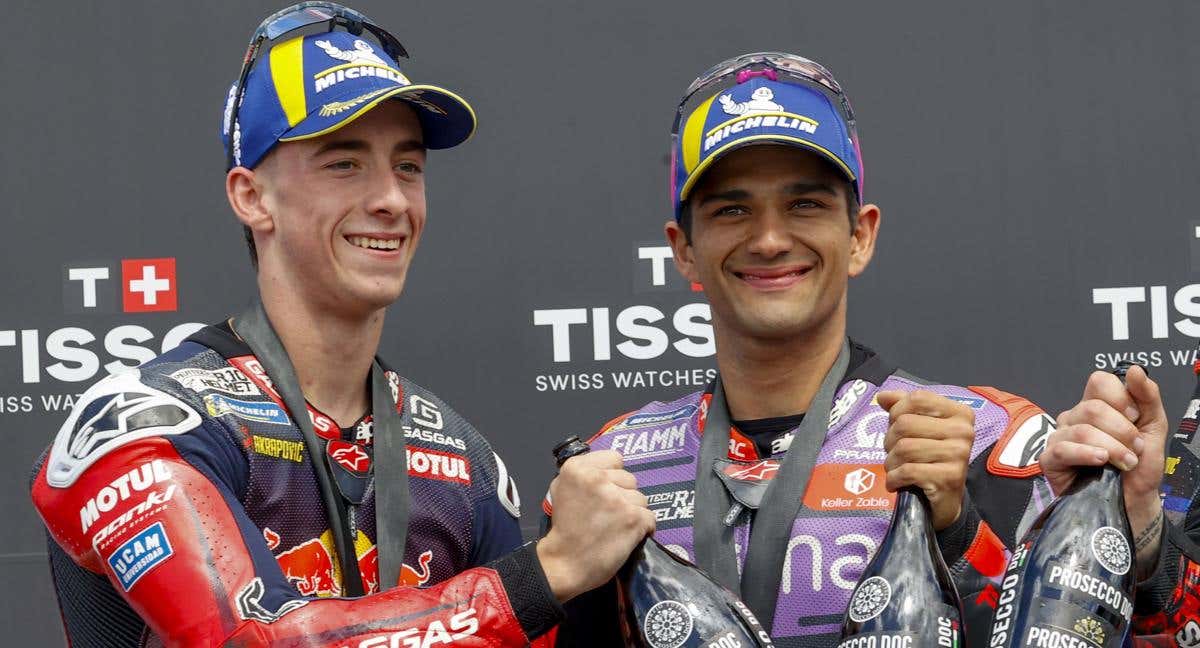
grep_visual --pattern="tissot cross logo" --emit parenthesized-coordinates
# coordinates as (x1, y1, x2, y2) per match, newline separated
(843, 467, 876, 495)
(122, 259, 177, 312)
(69, 392, 188, 460)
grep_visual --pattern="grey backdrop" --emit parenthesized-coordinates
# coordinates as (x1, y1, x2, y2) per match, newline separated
(4, 1, 1198, 643)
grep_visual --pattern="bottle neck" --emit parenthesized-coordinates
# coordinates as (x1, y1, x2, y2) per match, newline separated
(884, 487, 938, 550)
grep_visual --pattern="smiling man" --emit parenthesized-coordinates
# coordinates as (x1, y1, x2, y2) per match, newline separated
(29, 4, 651, 646)
(551, 53, 1068, 647)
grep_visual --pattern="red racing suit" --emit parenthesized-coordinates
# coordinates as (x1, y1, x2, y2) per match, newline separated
(31, 322, 562, 647)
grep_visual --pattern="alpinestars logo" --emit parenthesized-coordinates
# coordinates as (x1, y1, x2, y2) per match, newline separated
(69, 392, 183, 460)
(236, 577, 309, 623)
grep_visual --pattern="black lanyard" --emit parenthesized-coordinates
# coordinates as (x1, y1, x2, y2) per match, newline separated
(693, 339, 850, 631)
(233, 302, 410, 596)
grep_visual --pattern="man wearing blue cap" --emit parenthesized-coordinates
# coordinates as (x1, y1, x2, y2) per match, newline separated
(552, 53, 1174, 646)
(30, 4, 651, 646)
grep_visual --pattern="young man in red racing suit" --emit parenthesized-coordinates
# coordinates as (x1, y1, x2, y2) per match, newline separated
(548, 53, 1182, 647)
(29, 5, 654, 647)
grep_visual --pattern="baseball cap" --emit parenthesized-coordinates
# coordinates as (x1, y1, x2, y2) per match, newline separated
(670, 53, 862, 219)
(221, 30, 475, 169)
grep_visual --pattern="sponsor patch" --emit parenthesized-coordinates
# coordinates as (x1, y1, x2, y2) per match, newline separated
(644, 482, 695, 529)
(946, 394, 986, 409)
(406, 446, 471, 484)
(404, 426, 466, 450)
(204, 394, 290, 425)
(80, 459, 172, 533)
(829, 379, 870, 428)
(802, 464, 895, 511)
(609, 423, 687, 461)
(169, 366, 260, 396)
(327, 440, 372, 475)
(46, 371, 200, 488)
(408, 394, 444, 430)
(618, 404, 698, 430)
(107, 522, 173, 591)
(252, 436, 304, 463)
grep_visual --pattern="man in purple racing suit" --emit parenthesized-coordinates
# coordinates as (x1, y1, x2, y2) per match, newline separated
(549, 53, 1182, 647)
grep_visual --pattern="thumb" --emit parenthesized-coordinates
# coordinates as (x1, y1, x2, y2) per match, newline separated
(1125, 365, 1166, 430)
(875, 390, 903, 412)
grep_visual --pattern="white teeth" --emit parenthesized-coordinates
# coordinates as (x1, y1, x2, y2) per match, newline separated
(348, 236, 400, 250)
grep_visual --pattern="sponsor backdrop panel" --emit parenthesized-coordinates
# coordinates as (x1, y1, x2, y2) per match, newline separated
(3, 0, 1197, 643)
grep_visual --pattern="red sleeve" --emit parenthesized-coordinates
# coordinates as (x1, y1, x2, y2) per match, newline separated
(32, 437, 555, 647)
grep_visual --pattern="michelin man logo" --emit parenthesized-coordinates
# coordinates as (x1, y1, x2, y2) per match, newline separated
(315, 38, 389, 66)
(720, 87, 785, 115)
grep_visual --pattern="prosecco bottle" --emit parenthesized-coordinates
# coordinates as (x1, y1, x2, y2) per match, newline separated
(836, 487, 964, 648)
(985, 363, 1138, 648)
(552, 436, 775, 648)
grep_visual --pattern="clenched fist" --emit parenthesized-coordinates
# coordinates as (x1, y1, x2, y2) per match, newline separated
(1041, 366, 1168, 573)
(877, 390, 975, 531)
(537, 450, 656, 603)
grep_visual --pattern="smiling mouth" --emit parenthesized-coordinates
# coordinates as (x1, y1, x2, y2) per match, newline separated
(345, 235, 402, 251)
(733, 266, 812, 288)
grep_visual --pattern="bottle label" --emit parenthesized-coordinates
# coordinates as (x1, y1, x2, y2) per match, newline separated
(847, 576, 892, 623)
(1042, 559, 1133, 621)
(643, 600, 694, 648)
(987, 540, 1033, 646)
(1017, 597, 1116, 648)
(836, 632, 919, 648)
(1090, 526, 1131, 575)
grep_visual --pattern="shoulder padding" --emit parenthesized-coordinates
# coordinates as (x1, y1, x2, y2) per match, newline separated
(970, 386, 1055, 479)
(45, 370, 201, 488)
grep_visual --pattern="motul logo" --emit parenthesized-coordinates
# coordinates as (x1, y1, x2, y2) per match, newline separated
(843, 468, 875, 495)
(80, 460, 171, 532)
(406, 447, 471, 485)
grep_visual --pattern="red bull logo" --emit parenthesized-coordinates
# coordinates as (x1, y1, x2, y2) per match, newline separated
(358, 545, 379, 594)
(398, 550, 433, 587)
(276, 537, 339, 597)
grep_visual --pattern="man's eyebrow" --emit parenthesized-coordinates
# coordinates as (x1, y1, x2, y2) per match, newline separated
(696, 188, 750, 207)
(312, 138, 370, 158)
(784, 181, 837, 196)
(310, 138, 427, 158)
(394, 138, 426, 154)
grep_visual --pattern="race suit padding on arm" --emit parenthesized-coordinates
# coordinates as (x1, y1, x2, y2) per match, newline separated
(32, 436, 559, 647)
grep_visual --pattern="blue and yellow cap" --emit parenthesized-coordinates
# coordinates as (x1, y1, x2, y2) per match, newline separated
(221, 30, 476, 169)
(672, 77, 861, 217)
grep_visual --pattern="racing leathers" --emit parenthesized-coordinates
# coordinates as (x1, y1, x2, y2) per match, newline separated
(31, 321, 562, 647)
(552, 341, 1060, 647)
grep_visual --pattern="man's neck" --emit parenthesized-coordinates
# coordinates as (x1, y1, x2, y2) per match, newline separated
(715, 315, 846, 421)
(257, 279, 384, 427)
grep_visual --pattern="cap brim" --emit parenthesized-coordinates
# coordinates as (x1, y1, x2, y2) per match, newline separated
(678, 134, 857, 203)
(279, 83, 477, 150)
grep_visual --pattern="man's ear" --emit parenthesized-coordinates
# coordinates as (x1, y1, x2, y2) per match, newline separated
(226, 166, 274, 237)
(665, 219, 699, 284)
(848, 203, 880, 277)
